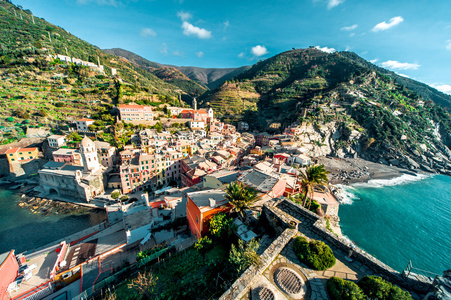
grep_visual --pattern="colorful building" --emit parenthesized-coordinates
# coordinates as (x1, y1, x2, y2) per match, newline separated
(118, 104, 153, 121)
(0, 250, 19, 300)
(75, 118, 94, 131)
(186, 189, 232, 238)
(5, 147, 39, 163)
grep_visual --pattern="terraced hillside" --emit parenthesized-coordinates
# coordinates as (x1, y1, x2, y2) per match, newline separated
(0, 1, 186, 143)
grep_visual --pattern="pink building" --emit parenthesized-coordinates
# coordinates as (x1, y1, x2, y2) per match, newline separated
(118, 104, 153, 121)
(52, 148, 83, 166)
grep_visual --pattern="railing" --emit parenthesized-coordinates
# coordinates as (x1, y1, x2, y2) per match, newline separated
(402, 260, 440, 280)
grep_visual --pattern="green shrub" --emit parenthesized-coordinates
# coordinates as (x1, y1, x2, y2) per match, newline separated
(327, 277, 365, 300)
(358, 276, 412, 300)
(111, 191, 120, 200)
(293, 236, 336, 270)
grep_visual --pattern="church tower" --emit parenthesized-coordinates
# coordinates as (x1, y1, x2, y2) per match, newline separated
(80, 136, 100, 173)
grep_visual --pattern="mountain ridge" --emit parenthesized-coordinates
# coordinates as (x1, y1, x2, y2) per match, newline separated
(102, 48, 251, 90)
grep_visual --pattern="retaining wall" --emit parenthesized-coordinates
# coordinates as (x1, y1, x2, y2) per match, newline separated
(278, 200, 433, 294)
(219, 228, 297, 300)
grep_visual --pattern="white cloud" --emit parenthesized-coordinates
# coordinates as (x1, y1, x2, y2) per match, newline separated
(349, 33, 355, 37)
(140, 28, 156, 37)
(381, 60, 420, 70)
(446, 40, 451, 50)
(196, 51, 204, 58)
(251, 45, 268, 57)
(181, 21, 212, 39)
(369, 58, 379, 64)
(431, 84, 451, 94)
(223, 20, 230, 31)
(372, 16, 404, 32)
(315, 45, 336, 53)
(160, 43, 168, 55)
(327, 0, 344, 9)
(177, 11, 192, 21)
(341, 24, 358, 31)
(238, 52, 245, 58)
(173, 50, 184, 56)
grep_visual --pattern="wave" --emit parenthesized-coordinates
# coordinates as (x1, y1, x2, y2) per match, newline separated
(336, 173, 431, 205)
(334, 184, 358, 204)
(352, 173, 431, 188)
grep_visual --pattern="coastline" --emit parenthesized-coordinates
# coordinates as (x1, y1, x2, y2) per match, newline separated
(317, 156, 433, 236)
(317, 156, 432, 186)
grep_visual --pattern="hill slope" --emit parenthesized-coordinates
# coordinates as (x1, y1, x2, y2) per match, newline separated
(102, 48, 250, 90)
(0, 1, 187, 143)
(200, 48, 451, 174)
(102, 48, 206, 100)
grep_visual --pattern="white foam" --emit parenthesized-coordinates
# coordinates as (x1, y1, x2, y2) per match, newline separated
(351, 173, 430, 188)
(337, 173, 431, 205)
(334, 184, 358, 205)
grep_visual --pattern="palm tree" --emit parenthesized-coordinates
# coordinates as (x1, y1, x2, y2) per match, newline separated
(225, 181, 258, 220)
(300, 164, 329, 209)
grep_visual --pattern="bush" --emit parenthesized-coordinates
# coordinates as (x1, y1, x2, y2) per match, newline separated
(358, 276, 412, 300)
(194, 236, 213, 257)
(111, 191, 120, 200)
(293, 236, 336, 270)
(327, 277, 365, 300)
(120, 195, 129, 202)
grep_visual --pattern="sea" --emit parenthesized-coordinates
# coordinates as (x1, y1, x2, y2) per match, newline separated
(0, 186, 106, 254)
(338, 174, 451, 275)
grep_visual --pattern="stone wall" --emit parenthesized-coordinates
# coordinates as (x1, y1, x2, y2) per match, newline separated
(261, 201, 298, 235)
(219, 228, 297, 300)
(278, 200, 433, 294)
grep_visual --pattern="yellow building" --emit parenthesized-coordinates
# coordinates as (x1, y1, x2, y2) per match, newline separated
(5, 147, 39, 163)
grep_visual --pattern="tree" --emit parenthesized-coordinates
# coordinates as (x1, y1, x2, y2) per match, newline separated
(111, 191, 120, 200)
(300, 164, 329, 209)
(327, 277, 365, 300)
(229, 239, 260, 274)
(66, 132, 82, 142)
(209, 212, 235, 240)
(88, 124, 96, 131)
(194, 236, 213, 257)
(225, 182, 258, 220)
(127, 271, 157, 299)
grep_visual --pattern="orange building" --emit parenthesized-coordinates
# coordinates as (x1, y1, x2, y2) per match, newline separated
(0, 250, 19, 300)
(186, 189, 232, 238)
(5, 147, 39, 163)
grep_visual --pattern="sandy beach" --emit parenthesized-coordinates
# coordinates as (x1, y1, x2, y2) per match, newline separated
(316, 156, 431, 185)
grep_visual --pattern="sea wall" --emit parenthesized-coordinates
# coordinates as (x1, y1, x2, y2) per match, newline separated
(219, 228, 297, 300)
(277, 199, 433, 294)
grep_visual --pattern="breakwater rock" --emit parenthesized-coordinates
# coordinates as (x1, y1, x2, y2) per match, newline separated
(18, 196, 92, 216)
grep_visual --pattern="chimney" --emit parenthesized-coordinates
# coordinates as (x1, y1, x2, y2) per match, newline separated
(141, 193, 150, 207)
(209, 198, 216, 208)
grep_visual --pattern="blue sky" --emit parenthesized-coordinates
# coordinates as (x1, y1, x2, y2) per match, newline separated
(14, 0, 451, 94)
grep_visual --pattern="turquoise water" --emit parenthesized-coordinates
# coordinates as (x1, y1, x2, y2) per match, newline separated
(339, 174, 451, 275)
(0, 186, 106, 254)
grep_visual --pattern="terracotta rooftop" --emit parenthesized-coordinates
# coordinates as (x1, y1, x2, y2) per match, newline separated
(5, 147, 38, 154)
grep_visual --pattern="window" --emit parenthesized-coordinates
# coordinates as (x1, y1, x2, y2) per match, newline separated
(196, 215, 199, 224)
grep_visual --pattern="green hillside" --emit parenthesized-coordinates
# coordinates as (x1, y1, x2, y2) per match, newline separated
(0, 0, 185, 143)
(102, 48, 207, 100)
(200, 48, 451, 162)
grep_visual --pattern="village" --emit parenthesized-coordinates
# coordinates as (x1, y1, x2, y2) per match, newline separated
(0, 98, 349, 299)
(0, 101, 440, 300)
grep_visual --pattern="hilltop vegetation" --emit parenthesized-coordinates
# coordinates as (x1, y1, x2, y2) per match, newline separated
(199, 48, 451, 170)
(0, 0, 188, 143)
(103, 48, 207, 100)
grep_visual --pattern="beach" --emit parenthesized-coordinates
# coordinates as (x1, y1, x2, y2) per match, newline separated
(317, 156, 431, 185)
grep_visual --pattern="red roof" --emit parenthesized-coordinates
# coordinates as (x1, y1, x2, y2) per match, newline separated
(5, 147, 38, 154)
(77, 118, 94, 122)
(181, 109, 193, 114)
(195, 110, 208, 114)
(118, 104, 144, 109)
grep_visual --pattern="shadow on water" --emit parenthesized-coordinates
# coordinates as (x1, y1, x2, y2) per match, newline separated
(0, 211, 106, 253)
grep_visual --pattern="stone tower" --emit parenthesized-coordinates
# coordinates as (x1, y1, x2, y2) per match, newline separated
(80, 136, 99, 173)
(193, 97, 197, 110)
